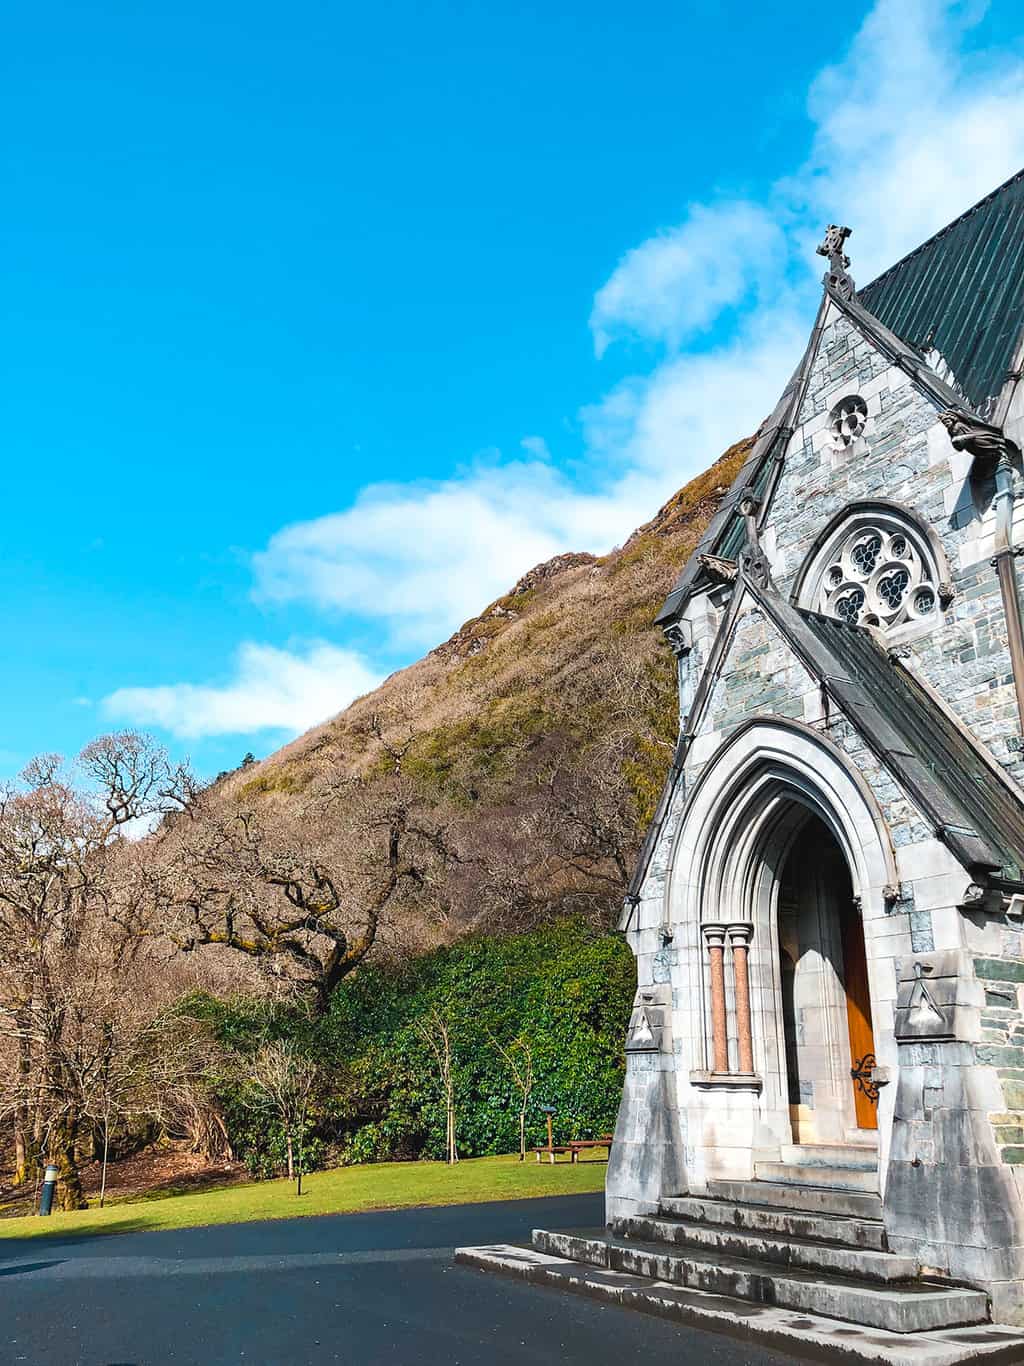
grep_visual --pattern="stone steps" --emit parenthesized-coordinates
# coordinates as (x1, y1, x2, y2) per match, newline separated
(753, 1161, 881, 1192)
(455, 1242, 1024, 1366)
(613, 1212, 911, 1281)
(780, 1142, 879, 1171)
(659, 1194, 887, 1250)
(708, 1177, 883, 1219)
(529, 1228, 988, 1334)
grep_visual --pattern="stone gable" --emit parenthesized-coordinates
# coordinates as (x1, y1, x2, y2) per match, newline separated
(767, 304, 1024, 781)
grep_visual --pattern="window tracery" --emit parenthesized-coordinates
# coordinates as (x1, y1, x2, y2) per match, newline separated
(799, 508, 946, 633)
(829, 394, 868, 449)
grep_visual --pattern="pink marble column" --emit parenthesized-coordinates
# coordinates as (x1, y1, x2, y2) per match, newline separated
(703, 924, 729, 1074)
(729, 924, 755, 1075)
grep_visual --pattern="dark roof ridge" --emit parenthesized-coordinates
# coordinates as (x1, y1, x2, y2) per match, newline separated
(829, 283, 966, 410)
(861, 166, 1024, 294)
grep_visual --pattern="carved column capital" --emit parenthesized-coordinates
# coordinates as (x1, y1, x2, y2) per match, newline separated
(702, 922, 728, 950)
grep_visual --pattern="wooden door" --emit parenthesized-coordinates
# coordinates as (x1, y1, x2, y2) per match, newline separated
(840, 905, 878, 1130)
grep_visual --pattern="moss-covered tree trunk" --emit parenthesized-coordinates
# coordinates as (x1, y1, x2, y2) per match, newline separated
(12, 1008, 38, 1186)
(54, 1111, 88, 1211)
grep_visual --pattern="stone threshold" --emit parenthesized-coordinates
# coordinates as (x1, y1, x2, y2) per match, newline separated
(454, 1243, 1024, 1366)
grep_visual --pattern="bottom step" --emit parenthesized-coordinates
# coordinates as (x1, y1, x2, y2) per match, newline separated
(455, 1244, 1024, 1366)
(533, 1228, 986, 1334)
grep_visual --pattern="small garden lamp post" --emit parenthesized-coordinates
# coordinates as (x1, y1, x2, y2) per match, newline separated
(539, 1104, 556, 1151)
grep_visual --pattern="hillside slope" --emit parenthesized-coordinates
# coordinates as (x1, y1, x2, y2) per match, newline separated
(225, 436, 752, 938)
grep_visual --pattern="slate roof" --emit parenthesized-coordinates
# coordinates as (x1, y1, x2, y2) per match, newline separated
(859, 168, 1024, 415)
(759, 592, 1024, 885)
(655, 170, 1024, 629)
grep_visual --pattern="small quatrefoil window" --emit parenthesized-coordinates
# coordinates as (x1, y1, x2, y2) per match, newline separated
(829, 395, 868, 449)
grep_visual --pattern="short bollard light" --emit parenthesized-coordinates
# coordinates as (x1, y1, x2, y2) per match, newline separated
(38, 1164, 59, 1217)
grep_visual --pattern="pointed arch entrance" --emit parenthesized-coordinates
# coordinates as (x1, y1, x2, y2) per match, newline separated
(667, 718, 898, 1183)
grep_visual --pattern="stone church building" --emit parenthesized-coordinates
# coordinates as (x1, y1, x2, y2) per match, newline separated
(461, 174, 1024, 1355)
(611, 172, 1024, 1320)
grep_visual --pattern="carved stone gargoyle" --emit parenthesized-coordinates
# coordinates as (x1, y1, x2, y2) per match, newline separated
(939, 408, 1020, 477)
(737, 492, 773, 588)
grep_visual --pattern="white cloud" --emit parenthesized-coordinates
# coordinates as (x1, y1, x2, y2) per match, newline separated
(252, 307, 808, 648)
(799, 0, 1024, 281)
(583, 307, 809, 480)
(254, 462, 652, 646)
(590, 202, 787, 356)
(520, 435, 553, 461)
(103, 642, 381, 739)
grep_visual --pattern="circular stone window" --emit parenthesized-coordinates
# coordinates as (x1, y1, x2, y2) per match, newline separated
(814, 521, 941, 631)
(829, 395, 868, 449)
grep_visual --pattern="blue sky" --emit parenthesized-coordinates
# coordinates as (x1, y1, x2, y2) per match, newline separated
(4, 0, 1024, 779)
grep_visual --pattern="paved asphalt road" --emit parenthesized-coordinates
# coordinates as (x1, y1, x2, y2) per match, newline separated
(0, 1193, 795, 1366)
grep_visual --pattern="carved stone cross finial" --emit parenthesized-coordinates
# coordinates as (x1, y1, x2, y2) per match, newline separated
(816, 224, 856, 299)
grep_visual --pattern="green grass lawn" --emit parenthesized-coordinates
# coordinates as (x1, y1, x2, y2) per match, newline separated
(0, 1152, 607, 1242)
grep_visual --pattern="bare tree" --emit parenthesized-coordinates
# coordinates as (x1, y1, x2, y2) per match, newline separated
(245, 1040, 318, 1193)
(151, 720, 454, 1014)
(0, 734, 189, 1208)
(491, 1033, 534, 1160)
(415, 1006, 458, 1165)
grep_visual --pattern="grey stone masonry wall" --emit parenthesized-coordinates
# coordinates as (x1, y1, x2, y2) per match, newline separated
(691, 603, 933, 859)
(770, 304, 1024, 784)
(973, 944, 1024, 1168)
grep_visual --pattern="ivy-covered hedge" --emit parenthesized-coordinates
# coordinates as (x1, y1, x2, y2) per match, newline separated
(193, 919, 635, 1175)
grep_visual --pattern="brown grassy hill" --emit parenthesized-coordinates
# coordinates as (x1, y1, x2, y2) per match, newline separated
(223, 435, 752, 939)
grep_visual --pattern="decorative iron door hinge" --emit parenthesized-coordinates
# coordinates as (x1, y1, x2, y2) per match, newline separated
(850, 1052, 880, 1104)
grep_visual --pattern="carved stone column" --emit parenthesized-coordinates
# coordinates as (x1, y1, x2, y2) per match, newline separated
(703, 924, 729, 1074)
(729, 924, 755, 1075)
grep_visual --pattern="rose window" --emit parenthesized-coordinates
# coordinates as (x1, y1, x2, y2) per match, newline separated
(829, 395, 868, 449)
(814, 522, 940, 631)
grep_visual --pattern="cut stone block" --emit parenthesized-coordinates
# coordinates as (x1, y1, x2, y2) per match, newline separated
(708, 1177, 884, 1219)
(754, 1161, 881, 1192)
(780, 1142, 879, 1171)
(606, 1214, 915, 1281)
(659, 1193, 887, 1250)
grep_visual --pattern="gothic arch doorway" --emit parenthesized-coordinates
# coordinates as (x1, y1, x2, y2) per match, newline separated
(778, 813, 878, 1142)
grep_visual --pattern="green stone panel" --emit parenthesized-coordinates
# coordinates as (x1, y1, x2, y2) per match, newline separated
(975, 958, 1024, 983)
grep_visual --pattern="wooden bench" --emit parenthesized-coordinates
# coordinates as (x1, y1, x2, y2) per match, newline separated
(566, 1137, 613, 1163)
(532, 1145, 573, 1164)
(533, 1135, 614, 1164)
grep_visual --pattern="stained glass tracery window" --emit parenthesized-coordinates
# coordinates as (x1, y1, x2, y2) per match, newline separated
(810, 517, 942, 632)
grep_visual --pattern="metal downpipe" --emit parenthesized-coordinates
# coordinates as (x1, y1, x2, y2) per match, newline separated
(993, 456, 1024, 735)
